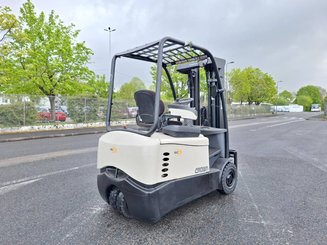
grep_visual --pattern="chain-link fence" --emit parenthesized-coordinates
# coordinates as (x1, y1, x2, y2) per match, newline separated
(0, 94, 273, 128)
(227, 103, 272, 119)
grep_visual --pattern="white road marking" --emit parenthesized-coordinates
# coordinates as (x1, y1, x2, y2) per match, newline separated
(0, 178, 41, 195)
(58, 204, 105, 244)
(239, 171, 268, 227)
(230, 118, 301, 129)
(0, 163, 95, 188)
(285, 148, 327, 173)
(0, 147, 97, 168)
(249, 119, 305, 131)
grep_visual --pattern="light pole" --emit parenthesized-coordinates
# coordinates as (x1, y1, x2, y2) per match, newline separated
(104, 27, 116, 70)
(275, 80, 283, 114)
(225, 61, 235, 104)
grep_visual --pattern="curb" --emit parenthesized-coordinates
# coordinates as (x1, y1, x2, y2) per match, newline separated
(0, 130, 106, 143)
(0, 114, 283, 143)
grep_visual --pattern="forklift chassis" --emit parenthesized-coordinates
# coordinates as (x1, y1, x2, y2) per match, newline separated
(98, 150, 237, 223)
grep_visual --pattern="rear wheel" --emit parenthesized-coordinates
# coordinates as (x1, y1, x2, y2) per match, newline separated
(108, 187, 131, 218)
(108, 187, 119, 209)
(218, 162, 237, 195)
(116, 192, 131, 218)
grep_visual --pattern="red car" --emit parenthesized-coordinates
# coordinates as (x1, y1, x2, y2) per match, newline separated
(37, 109, 67, 122)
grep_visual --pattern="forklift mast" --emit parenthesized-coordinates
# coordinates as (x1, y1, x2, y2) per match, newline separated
(176, 57, 226, 128)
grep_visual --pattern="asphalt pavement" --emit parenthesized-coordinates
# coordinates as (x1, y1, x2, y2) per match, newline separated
(0, 112, 326, 244)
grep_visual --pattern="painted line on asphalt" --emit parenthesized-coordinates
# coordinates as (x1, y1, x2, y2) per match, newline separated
(229, 118, 299, 129)
(0, 178, 42, 195)
(0, 147, 97, 168)
(285, 147, 327, 173)
(0, 163, 95, 188)
(249, 119, 305, 131)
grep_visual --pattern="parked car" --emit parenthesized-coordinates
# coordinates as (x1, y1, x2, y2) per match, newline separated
(311, 104, 321, 112)
(37, 108, 67, 122)
(127, 107, 138, 118)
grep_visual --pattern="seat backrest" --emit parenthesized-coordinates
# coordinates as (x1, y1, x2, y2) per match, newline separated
(134, 90, 165, 126)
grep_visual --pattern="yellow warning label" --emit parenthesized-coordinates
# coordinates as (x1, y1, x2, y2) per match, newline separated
(110, 147, 118, 153)
(174, 149, 183, 155)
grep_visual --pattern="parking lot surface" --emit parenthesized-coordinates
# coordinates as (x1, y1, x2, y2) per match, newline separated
(0, 112, 326, 244)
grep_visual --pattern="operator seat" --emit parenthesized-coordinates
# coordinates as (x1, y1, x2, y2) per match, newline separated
(134, 90, 165, 127)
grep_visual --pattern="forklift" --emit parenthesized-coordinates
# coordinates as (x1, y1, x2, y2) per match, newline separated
(97, 37, 238, 222)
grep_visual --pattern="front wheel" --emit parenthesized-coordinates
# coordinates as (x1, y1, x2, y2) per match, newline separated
(218, 162, 237, 195)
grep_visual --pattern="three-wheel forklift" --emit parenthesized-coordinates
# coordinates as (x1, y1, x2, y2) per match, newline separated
(97, 37, 238, 223)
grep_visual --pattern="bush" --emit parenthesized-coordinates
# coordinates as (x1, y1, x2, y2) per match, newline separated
(67, 97, 107, 123)
(296, 95, 312, 111)
(0, 102, 37, 127)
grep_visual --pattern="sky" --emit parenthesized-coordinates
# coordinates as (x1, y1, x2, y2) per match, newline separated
(2, 0, 327, 93)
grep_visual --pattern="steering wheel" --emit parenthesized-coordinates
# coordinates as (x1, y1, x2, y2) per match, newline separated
(175, 98, 194, 105)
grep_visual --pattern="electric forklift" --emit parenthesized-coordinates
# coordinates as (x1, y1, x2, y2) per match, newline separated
(97, 37, 238, 222)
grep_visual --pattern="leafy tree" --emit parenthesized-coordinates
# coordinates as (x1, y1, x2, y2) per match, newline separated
(279, 90, 293, 101)
(296, 95, 313, 111)
(275, 97, 289, 106)
(116, 77, 145, 102)
(227, 68, 251, 104)
(0, 6, 18, 42)
(317, 86, 327, 110)
(83, 74, 109, 98)
(296, 85, 322, 105)
(0, 0, 93, 120)
(229, 67, 276, 104)
(150, 65, 207, 101)
(275, 90, 293, 105)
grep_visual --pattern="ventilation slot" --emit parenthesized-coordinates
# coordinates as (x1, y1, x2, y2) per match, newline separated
(162, 163, 169, 167)
(163, 152, 170, 156)
(162, 174, 168, 178)
(162, 168, 168, 172)
(163, 157, 169, 161)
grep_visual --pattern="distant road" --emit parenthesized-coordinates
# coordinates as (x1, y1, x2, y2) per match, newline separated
(0, 112, 326, 244)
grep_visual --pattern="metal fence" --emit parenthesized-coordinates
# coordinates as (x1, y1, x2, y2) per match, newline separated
(0, 94, 272, 129)
(227, 103, 272, 119)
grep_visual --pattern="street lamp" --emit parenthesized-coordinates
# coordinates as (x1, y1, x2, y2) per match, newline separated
(275, 80, 284, 114)
(225, 61, 235, 104)
(104, 27, 116, 70)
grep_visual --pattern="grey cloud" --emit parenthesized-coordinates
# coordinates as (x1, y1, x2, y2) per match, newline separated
(3, 0, 327, 92)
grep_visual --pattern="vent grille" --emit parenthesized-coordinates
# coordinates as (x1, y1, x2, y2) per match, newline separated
(162, 152, 170, 178)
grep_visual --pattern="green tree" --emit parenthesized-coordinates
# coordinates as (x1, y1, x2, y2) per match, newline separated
(297, 95, 313, 111)
(296, 85, 322, 105)
(229, 67, 276, 104)
(324, 96, 327, 116)
(275, 90, 293, 105)
(83, 74, 109, 98)
(0, 0, 93, 120)
(116, 77, 146, 102)
(150, 65, 207, 101)
(0, 6, 18, 42)
(279, 90, 293, 101)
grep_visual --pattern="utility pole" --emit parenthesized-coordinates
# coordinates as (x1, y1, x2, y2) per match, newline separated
(225, 61, 235, 105)
(104, 27, 116, 71)
(275, 81, 283, 114)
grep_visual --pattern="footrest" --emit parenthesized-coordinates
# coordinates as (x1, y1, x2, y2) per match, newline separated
(209, 147, 222, 158)
(162, 125, 200, 138)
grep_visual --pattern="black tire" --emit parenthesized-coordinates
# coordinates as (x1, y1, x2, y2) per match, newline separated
(116, 192, 132, 219)
(218, 162, 237, 195)
(108, 188, 120, 209)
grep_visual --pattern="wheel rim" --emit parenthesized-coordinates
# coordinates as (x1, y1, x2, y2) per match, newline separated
(226, 169, 235, 187)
